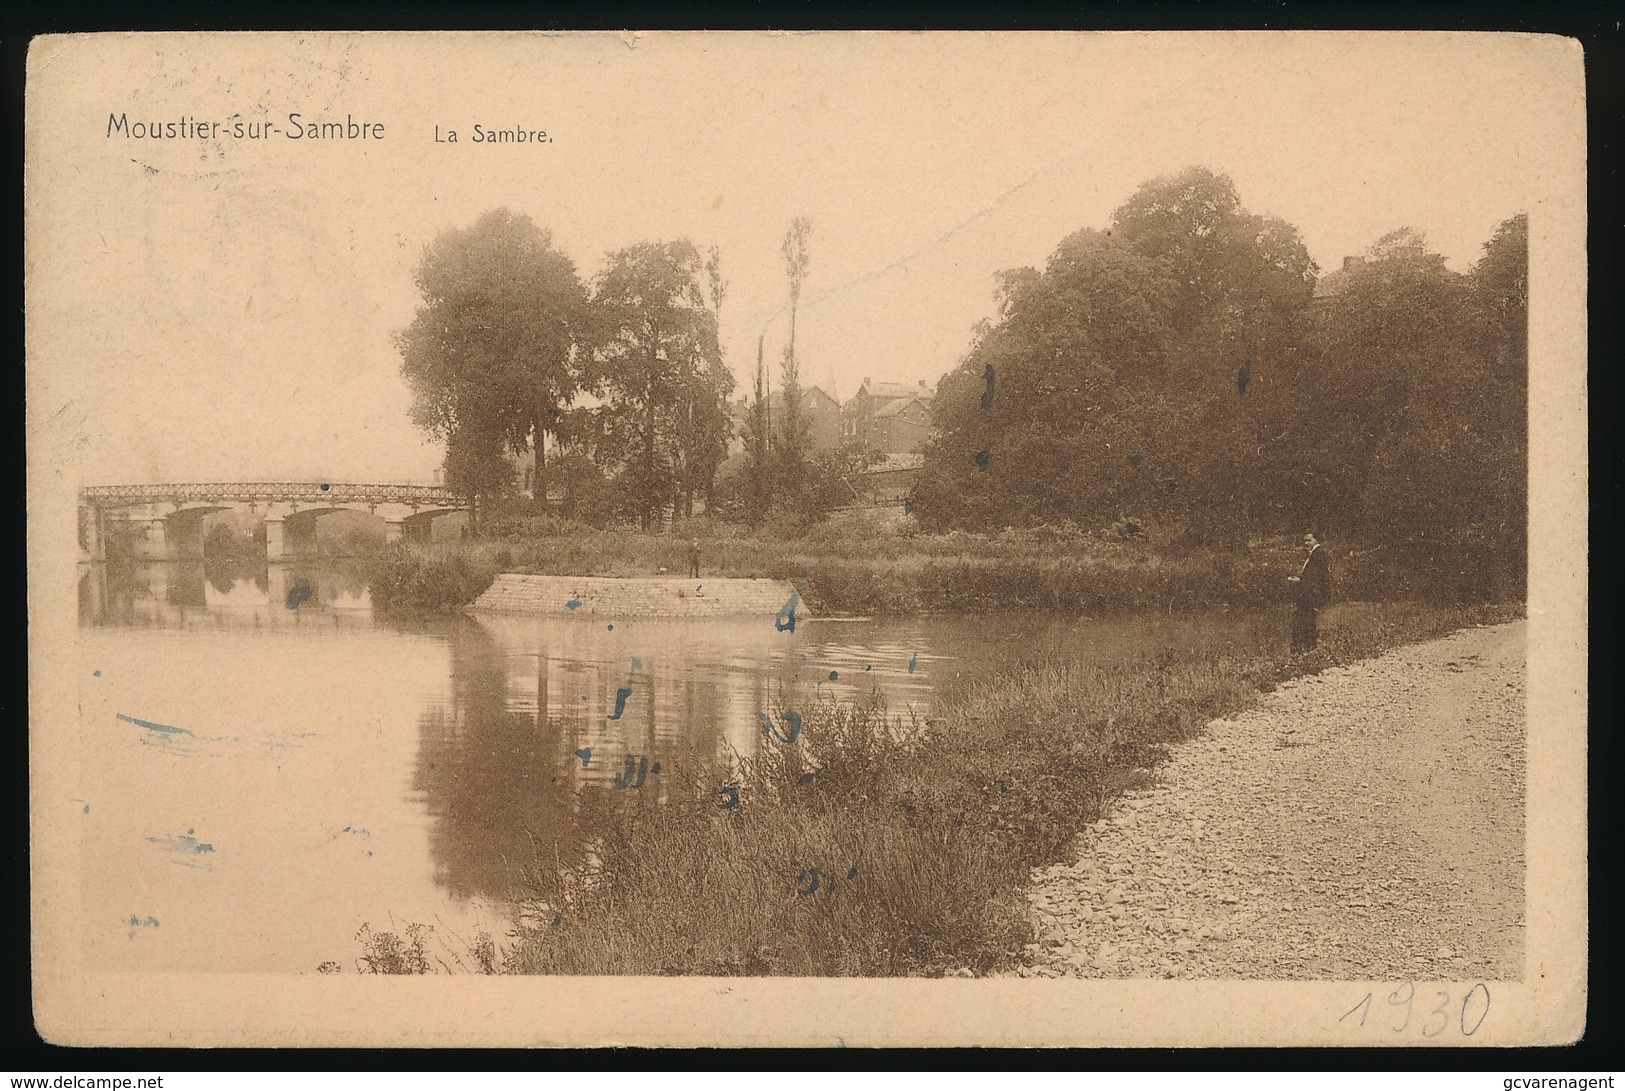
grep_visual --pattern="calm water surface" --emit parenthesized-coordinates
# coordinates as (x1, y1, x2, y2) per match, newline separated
(76, 561, 1286, 972)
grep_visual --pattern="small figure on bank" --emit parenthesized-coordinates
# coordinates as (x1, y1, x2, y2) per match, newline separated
(1287, 530, 1332, 653)
(688, 538, 701, 580)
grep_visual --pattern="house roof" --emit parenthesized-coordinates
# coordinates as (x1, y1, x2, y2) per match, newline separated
(861, 453, 925, 473)
(1312, 255, 1366, 299)
(873, 395, 932, 419)
(859, 379, 934, 402)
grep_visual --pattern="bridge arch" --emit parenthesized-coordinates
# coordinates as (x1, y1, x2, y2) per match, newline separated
(165, 505, 234, 560)
(80, 483, 468, 563)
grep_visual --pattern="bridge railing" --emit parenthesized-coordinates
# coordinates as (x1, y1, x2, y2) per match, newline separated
(81, 483, 465, 507)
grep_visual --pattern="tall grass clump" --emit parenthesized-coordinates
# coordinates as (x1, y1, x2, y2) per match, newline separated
(503, 694, 1030, 977)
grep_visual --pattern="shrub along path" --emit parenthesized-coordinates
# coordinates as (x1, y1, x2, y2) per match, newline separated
(1016, 620, 1526, 980)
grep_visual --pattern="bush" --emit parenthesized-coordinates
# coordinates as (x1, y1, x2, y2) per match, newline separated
(365, 542, 499, 614)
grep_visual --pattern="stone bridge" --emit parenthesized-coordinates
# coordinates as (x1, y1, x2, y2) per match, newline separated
(79, 482, 467, 562)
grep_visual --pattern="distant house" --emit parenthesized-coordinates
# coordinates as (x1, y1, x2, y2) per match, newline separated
(799, 386, 841, 453)
(726, 385, 842, 455)
(1310, 255, 1366, 312)
(870, 395, 932, 455)
(851, 452, 924, 506)
(842, 378, 936, 455)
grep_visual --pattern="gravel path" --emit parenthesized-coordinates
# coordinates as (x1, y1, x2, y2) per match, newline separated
(1016, 620, 1526, 980)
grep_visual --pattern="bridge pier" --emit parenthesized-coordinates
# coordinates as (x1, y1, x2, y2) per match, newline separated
(264, 517, 291, 563)
(166, 511, 209, 560)
(382, 519, 405, 545)
(80, 506, 105, 562)
(127, 516, 176, 562)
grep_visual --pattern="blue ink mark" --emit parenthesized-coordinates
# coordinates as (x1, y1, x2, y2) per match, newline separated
(320, 483, 330, 492)
(328, 586, 340, 601)
(759, 711, 803, 744)
(607, 686, 633, 720)
(864, 664, 872, 672)
(83, 804, 90, 814)
(147, 832, 215, 854)
(903, 501, 914, 516)
(716, 784, 740, 809)
(630, 657, 642, 675)
(828, 670, 839, 681)
(574, 746, 593, 768)
(798, 772, 814, 785)
(117, 712, 193, 736)
(551, 914, 562, 927)
(847, 866, 859, 880)
(695, 584, 704, 595)
(908, 651, 918, 674)
(566, 598, 582, 611)
(93, 670, 102, 677)
(775, 592, 801, 632)
(614, 754, 650, 790)
(579, 694, 588, 702)
(974, 450, 991, 471)
(607, 623, 614, 631)
(285, 578, 314, 610)
(795, 868, 821, 896)
(651, 761, 661, 774)
(340, 826, 371, 838)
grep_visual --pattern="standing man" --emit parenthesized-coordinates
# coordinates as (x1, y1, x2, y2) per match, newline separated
(688, 538, 701, 580)
(1287, 530, 1331, 653)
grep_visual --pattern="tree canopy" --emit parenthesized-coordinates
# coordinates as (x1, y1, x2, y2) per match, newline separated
(586, 238, 732, 530)
(917, 168, 1317, 540)
(396, 209, 585, 516)
(916, 167, 1526, 596)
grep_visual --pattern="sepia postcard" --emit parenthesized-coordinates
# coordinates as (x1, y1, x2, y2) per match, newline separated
(26, 31, 1587, 1047)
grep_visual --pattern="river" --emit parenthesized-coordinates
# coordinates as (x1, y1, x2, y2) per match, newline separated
(75, 559, 1291, 973)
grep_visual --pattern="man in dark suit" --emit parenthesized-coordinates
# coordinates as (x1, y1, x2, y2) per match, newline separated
(1288, 530, 1331, 653)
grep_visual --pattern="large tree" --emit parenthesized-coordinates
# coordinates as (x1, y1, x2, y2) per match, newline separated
(1110, 167, 1318, 542)
(396, 209, 585, 523)
(587, 239, 731, 530)
(670, 246, 735, 517)
(916, 168, 1315, 538)
(1295, 221, 1527, 597)
(915, 231, 1177, 528)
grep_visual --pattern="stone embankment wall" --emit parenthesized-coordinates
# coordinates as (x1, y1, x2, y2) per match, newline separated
(472, 574, 809, 619)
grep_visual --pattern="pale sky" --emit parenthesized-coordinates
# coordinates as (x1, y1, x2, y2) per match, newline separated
(27, 32, 1578, 484)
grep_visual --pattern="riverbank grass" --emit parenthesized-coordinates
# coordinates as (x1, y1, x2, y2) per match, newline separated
(488, 599, 1520, 977)
(365, 513, 1440, 616)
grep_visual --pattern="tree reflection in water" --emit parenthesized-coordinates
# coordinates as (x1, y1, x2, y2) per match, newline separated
(412, 618, 584, 907)
(412, 617, 744, 910)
